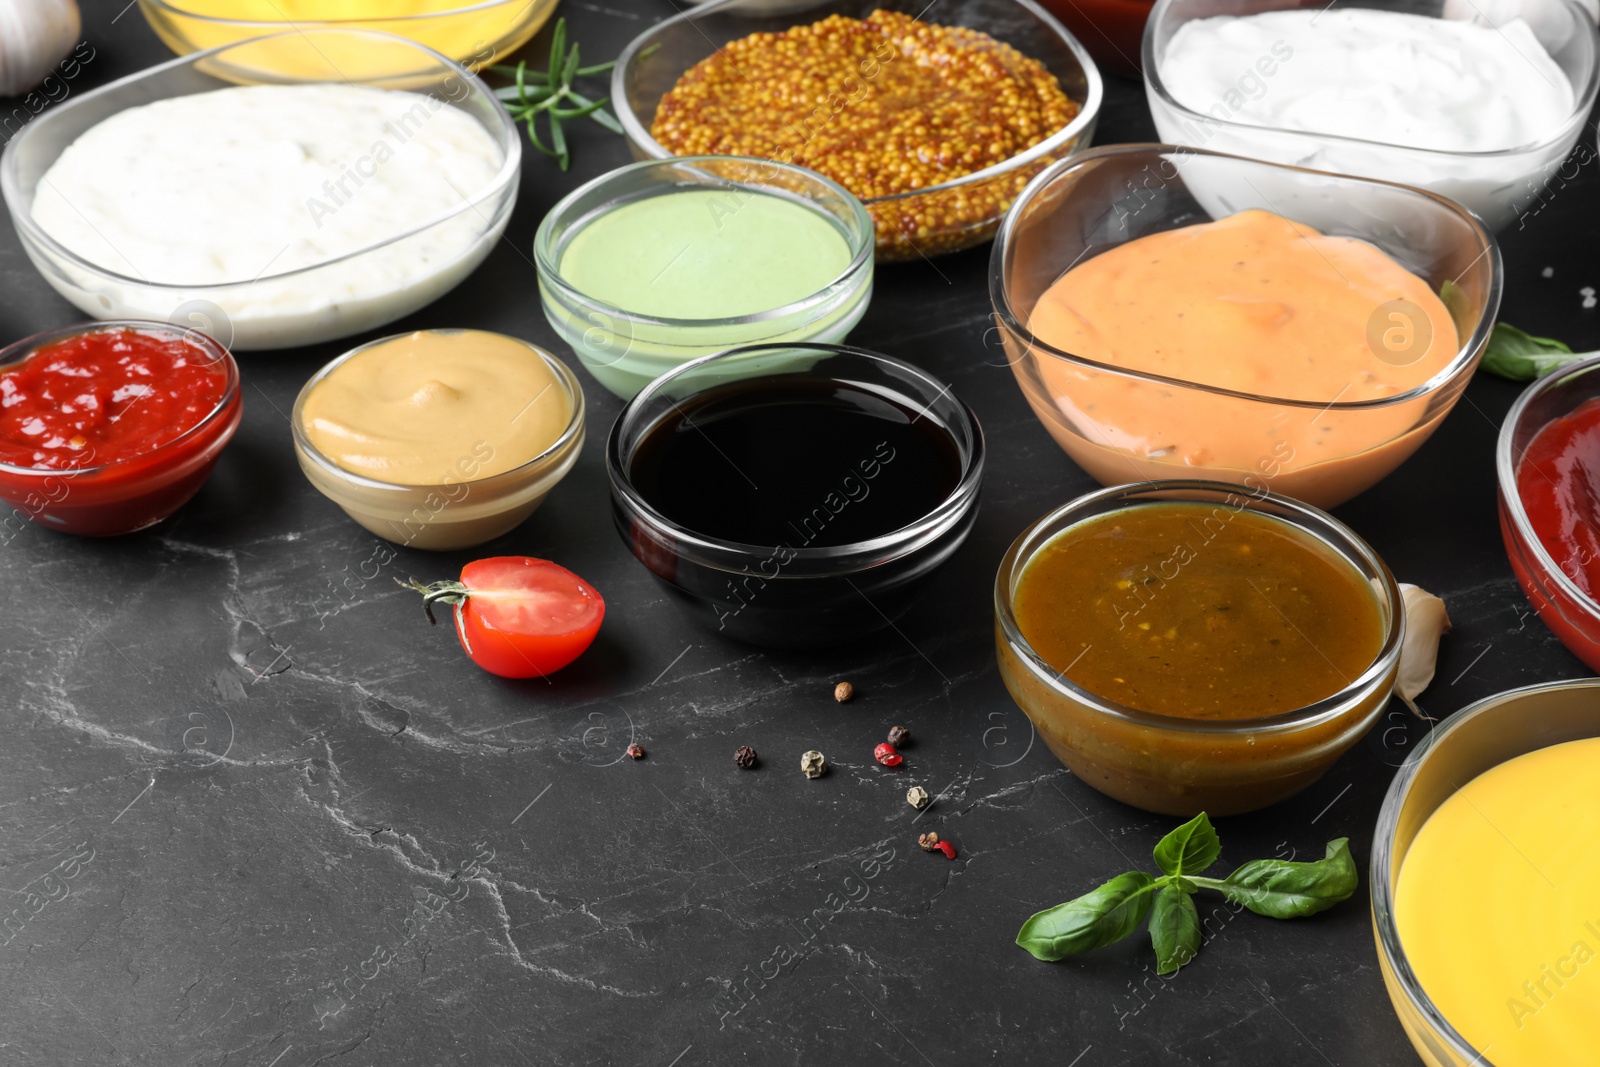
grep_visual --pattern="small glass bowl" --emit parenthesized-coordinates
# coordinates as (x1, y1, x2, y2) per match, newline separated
(1371, 679, 1600, 1067)
(535, 156, 875, 401)
(1496, 353, 1600, 672)
(0, 30, 520, 351)
(291, 330, 585, 551)
(990, 143, 1502, 510)
(612, 0, 1104, 262)
(607, 342, 985, 649)
(0, 320, 241, 537)
(995, 480, 1402, 816)
(1143, 0, 1599, 231)
(138, 0, 557, 74)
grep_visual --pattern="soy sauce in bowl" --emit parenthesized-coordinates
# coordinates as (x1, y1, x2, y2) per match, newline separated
(608, 344, 983, 649)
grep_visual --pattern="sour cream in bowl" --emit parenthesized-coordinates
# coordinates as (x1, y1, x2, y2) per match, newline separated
(1143, 0, 1598, 230)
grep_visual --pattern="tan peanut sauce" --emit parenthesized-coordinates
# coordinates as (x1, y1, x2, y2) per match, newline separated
(300, 330, 571, 486)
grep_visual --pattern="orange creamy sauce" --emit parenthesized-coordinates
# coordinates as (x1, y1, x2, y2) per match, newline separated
(1026, 210, 1459, 487)
(1013, 503, 1385, 719)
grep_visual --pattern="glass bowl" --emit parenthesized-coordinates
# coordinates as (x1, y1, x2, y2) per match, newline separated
(607, 343, 985, 649)
(534, 156, 875, 401)
(292, 330, 585, 551)
(1039, 0, 1156, 78)
(1371, 679, 1600, 1067)
(0, 320, 241, 537)
(137, 0, 557, 74)
(1143, 0, 1599, 231)
(1496, 353, 1600, 672)
(0, 30, 520, 351)
(990, 143, 1502, 510)
(611, 0, 1104, 262)
(995, 480, 1403, 816)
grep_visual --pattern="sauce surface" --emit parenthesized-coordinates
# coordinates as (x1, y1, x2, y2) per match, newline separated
(1517, 396, 1600, 601)
(0, 328, 229, 471)
(627, 378, 960, 548)
(1026, 210, 1459, 494)
(1395, 737, 1600, 1067)
(1162, 9, 1573, 154)
(32, 85, 502, 287)
(1013, 502, 1384, 718)
(300, 330, 571, 485)
(557, 190, 852, 320)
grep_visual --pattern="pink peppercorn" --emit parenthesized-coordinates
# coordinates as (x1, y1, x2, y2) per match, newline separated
(874, 742, 902, 767)
(935, 840, 956, 860)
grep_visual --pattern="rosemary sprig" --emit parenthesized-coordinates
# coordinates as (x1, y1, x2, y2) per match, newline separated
(490, 18, 623, 171)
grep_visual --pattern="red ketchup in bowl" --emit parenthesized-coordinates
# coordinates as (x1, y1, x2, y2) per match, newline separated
(0, 322, 241, 536)
(1511, 395, 1600, 667)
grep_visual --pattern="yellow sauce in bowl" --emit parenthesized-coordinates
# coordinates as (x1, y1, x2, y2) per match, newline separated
(1395, 737, 1600, 1066)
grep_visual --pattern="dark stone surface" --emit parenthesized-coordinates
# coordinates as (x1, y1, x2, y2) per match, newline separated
(0, 3, 1595, 1064)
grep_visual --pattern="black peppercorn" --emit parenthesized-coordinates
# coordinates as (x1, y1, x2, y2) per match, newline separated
(734, 745, 758, 769)
(887, 725, 910, 746)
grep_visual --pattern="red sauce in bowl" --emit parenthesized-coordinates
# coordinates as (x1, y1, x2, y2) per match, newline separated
(0, 322, 240, 537)
(0, 327, 228, 471)
(1516, 395, 1600, 598)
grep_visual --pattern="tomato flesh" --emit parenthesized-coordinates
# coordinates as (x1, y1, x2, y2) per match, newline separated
(455, 557, 604, 678)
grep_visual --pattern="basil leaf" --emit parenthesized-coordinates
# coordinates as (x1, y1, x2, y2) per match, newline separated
(1480, 323, 1582, 381)
(1149, 884, 1202, 976)
(1152, 812, 1221, 877)
(1191, 838, 1358, 919)
(1016, 872, 1157, 962)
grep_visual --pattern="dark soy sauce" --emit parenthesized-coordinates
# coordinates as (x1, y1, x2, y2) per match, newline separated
(628, 378, 962, 548)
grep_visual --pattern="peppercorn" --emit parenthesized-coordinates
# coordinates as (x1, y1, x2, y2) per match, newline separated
(887, 725, 909, 746)
(801, 750, 827, 779)
(918, 831, 940, 852)
(834, 681, 855, 703)
(626, 743, 645, 760)
(734, 745, 757, 769)
(906, 785, 930, 810)
(874, 742, 903, 768)
(934, 839, 957, 860)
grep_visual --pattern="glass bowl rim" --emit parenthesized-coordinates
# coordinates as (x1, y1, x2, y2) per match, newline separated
(1141, 0, 1600, 161)
(140, 0, 542, 26)
(1494, 351, 1600, 619)
(608, 0, 1106, 205)
(605, 341, 986, 569)
(994, 478, 1405, 735)
(989, 142, 1503, 411)
(0, 28, 521, 292)
(533, 155, 876, 330)
(1369, 676, 1600, 1067)
(290, 328, 587, 494)
(0, 319, 241, 479)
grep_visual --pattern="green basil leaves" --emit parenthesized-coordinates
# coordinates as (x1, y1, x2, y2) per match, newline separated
(1480, 323, 1590, 381)
(1015, 813, 1357, 975)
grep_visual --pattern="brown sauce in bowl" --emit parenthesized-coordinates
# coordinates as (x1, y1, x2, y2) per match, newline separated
(1013, 502, 1385, 719)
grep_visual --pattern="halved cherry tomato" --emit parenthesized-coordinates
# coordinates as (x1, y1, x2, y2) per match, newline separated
(399, 557, 603, 678)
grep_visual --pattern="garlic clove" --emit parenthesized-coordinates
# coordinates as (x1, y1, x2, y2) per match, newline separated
(0, 0, 81, 99)
(1397, 583, 1452, 720)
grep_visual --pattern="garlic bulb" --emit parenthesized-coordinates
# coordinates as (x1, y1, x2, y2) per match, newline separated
(1397, 583, 1452, 720)
(0, 0, 80, 98)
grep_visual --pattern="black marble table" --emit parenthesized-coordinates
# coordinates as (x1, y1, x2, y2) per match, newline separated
(1, 3, 1595, 1064)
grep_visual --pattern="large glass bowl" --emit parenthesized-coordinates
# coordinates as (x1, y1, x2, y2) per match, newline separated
(995, 480, 1403, 816)
(0, 30, 519, 351)
(990, 143, 1502, 509)
(1371, 679, 1600, 1067)
(612, 0, 1103, 262)
(1143, 0, 1600, 231)
(1496, 353, 1600, 672)
(138, 0, 557, 75)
